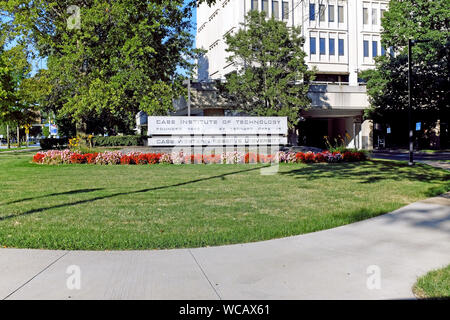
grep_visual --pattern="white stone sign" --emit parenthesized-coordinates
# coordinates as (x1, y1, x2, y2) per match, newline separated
(148, 135, 288, 146)
(148, 116, 288, 135)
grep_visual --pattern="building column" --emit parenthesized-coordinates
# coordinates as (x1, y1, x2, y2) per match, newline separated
(348, 0, 359, 85)
(352, 117, 362, 150)
(361, 119, 373, 150)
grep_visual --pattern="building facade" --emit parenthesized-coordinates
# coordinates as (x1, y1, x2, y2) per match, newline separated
(193, 0, 390, 149)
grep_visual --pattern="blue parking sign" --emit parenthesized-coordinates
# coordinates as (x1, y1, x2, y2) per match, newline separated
(415, 122, 421, 131)
(50, 124, 58, 135)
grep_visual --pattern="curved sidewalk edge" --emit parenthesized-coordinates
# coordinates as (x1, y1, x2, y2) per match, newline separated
(1, 193, 449, 300)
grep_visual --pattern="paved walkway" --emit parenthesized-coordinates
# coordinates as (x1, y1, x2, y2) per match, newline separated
(1, 194, 449, 300)
(0, 147, 40, 153)
(371, 151, 450, 170)
(371, 150, 450, 162)
(417, 161, 450, 171)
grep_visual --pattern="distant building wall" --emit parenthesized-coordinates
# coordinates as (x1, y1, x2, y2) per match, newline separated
(197, 0, 389, 85)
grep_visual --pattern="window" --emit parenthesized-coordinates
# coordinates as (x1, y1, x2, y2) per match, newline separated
(372, 41, 378, 57)
(319, 4, 325, 22)
(262, 0, 269, 15)
(310, 37, 316, 55)
(310, 3, 315, 21)
(282, 2, 289, 20)
(338, 39, 344, 56)
(272, 1, 279, 19)
(329, 38, 335, 55)
(363, 8, 368, 24)
(363, 40, 369, 57)
(329, 5, 335, 22)
(251, 0, 258, 11)
(338, 6, 344, 23)
(320, 38, 326, 54)
(381, 46, 386, 56)
(372, 8, 377, 25)
(380, 9, 386, 24)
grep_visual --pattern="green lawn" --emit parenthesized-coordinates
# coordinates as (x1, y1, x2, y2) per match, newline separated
(414, 265, 450, 299)
(0, 151, 449, 250)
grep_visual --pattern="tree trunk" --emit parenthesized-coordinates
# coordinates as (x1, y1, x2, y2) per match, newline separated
(7, 124, 10, 149)
(76, 120, 87, 137)
(17, 126, 21, 148)
(76, 120, 89, 147)
(288, 128, 299, 146)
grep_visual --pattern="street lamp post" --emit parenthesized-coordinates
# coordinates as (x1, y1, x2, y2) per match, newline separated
(187, 77, 191, 117)
(407, 39, 431, 166)
(183, 78, 191, 116)
(408, 39, 413, 165)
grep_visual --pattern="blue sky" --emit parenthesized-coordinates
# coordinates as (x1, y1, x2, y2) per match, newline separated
(188, 0, 198, 37)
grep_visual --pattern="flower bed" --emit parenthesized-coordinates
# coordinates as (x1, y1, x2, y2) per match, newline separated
(32, 150, 367, 165)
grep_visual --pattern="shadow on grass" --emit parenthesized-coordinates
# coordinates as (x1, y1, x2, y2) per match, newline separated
(281, 160, 450, 185)
(2, 188, 105, 205)
(0, 165, 268, 222)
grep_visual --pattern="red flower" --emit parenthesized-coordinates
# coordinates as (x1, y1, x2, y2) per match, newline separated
(85, 153, 98, 164)
(136, 154, 148, 165)
(70, 153, 86, 164)
(183, 154, 194, 164)
(258, 154, 272, 163)
(245, 153, 258, 163)
(193, 154, 203, 164)
(314, 153, 325, 163)
(33, 153, 45, 163)
(304, 152, 315, 163)
(295, 152, 305, 163)
(342, 151, 366, 162)
(146, 153, 161, 164)
(120, 155, 132, 165)
(204, 154, 220, 164)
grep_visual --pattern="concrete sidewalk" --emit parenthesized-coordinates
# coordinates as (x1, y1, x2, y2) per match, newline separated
(1, 194, 449, 300)
(371, 150, 450, 162)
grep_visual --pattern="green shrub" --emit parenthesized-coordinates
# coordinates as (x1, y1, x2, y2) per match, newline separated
(92, 135, 147, 147)
(327, 146, 349, 153)
(42, 126, 50, 137)
(39, 138, 69, 150)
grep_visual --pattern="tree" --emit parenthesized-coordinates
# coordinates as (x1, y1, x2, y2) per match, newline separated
(0, 41, 39, 148)
(361, 0, 449, 148)
(0, 0, 217, 136)
(224, 10, 314, 143)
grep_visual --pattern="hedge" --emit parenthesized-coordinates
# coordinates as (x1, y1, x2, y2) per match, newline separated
(39, 138, 69, 150)
(92, 135, 147, 147)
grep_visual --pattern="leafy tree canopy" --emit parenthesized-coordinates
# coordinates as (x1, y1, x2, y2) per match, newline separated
(0, 38, 38, 127)
(361, 0, 449, 123)
(224, 10, 314, 128)
(0, 0, 217, 135)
